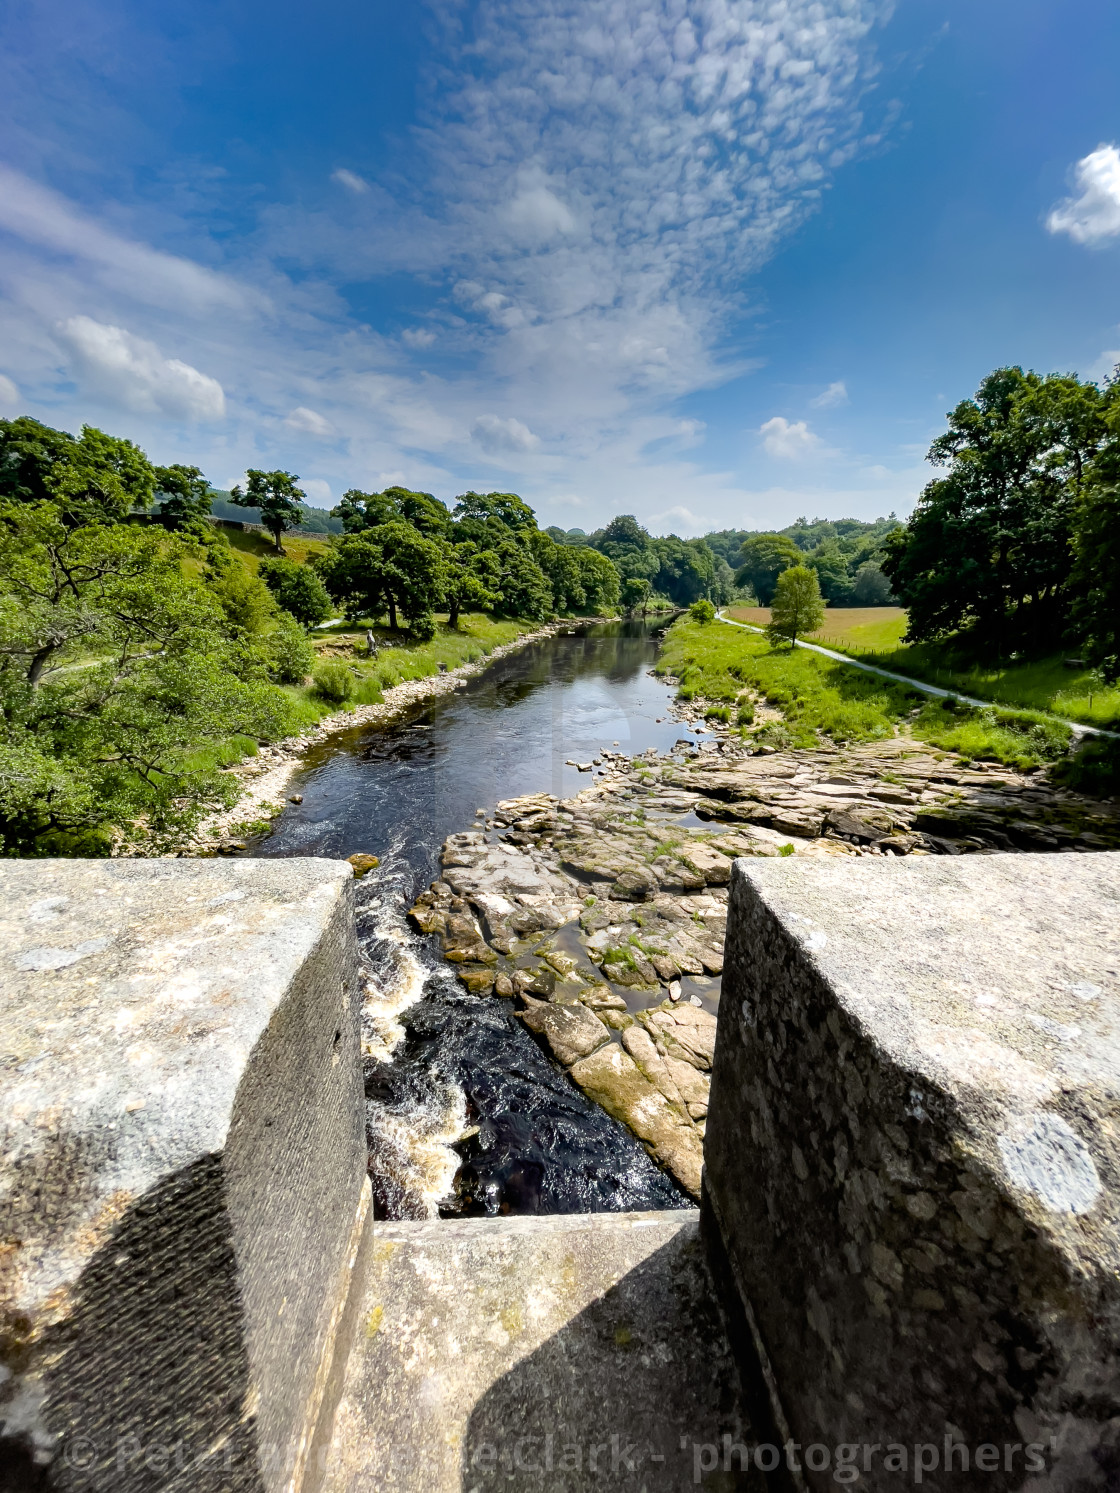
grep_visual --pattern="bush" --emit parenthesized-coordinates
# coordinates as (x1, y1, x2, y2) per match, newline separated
(258, 555, 333, 628)
(689, 598, 716, 624)
(736, 697, 755, 725)
(266, 613, 316, 684)
(312, 660, 356, 703)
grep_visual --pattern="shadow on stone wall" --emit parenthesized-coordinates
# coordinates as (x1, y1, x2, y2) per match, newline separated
(1, 1156, 261, 1493)
(458, 1231, 771, 1492)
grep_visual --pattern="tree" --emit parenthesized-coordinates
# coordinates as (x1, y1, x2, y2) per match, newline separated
(689, 598, 716, 623)
(453, 491, 538, 532)
(231, 470, 306, 551)
(442, 543, 500, 628)
(766, 566, 824, 646)
(154, 464, 212, 531)
(0, 416, 156, 526)
(491, 538, 553, 620)
(652, 536, 716, 606)
(333, 486, 449, 537)
(736, 533, 802, 604)
(1070, 384, 1120, 681)
(882, 368, 1113, 652)
(620, 574, 653, 616)
(257, 555, 333, 628)
(806, 538, 854, 603)
(850, 560, 894, 606)
(0, 503, 296, 852)
(576, 548, 620, 615)
(316, 523, 446, 635)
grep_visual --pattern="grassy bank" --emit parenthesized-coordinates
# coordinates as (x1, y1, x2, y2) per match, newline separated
(657, 618, 1076, 773)
(726, 604, 1120, 730)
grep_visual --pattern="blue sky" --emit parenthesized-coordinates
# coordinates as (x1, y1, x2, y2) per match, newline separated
(2, 0, 1119, 534)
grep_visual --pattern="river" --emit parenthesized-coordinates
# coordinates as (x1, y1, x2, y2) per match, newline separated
(253, 621, 714, 1218)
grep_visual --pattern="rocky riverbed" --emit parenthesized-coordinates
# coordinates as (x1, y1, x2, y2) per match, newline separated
(407, 732, 1120, 1197)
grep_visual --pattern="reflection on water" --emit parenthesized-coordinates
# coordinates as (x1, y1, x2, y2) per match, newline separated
(255, 621, 705, 1217)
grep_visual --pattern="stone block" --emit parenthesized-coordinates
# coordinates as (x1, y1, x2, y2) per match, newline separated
(704, 853, 1120, 1492)
(0, 858, 368, 1493)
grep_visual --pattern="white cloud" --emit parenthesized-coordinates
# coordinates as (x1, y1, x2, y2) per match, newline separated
(649, 504, 706, 535)
(1046, 146, 1120, 245)
(471, 414, 541, 453)
(57, 316, 226, 421)
(1088, 348, 1120, 384)
(285, 405, 334, 437)
(759, 416, 820, 459)
(810, 380, 848, 408)
(301, 478, 332, 505)
(402, 327, 437, 349)
(332, 169, 370, 195)
(0, 374, 18, 410)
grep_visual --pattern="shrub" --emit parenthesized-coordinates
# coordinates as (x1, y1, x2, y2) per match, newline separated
(689, 598, 716, 624)
(1052, 736, 1120, 796)
(312, 660, 356, 703)
(266, 613, 316, 684)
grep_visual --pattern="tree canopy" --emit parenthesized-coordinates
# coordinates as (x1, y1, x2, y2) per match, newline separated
(231, 470, 306, 551)
(766, 565, 825, 646)
(883, 367, 1118, 654)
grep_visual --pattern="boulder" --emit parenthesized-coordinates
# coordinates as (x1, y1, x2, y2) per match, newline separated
(675, 844, 733, 886)
(518, 1000, 610, 1067)
(610, 865, 659, 900)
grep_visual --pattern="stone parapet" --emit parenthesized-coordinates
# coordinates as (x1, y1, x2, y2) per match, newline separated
(704, 853, 1120, 1492)
(0, 858, 367, 1493)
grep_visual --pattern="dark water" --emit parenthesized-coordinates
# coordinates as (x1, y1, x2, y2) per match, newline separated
(255, 621, 712, 1218)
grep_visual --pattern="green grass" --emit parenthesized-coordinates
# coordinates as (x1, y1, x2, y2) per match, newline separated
(658, 618, 1075, 772)
(862, 641, 1120, 730)
(726, 604, 1120, 732)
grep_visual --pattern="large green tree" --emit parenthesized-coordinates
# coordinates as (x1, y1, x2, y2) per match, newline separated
(334, 486, 450, 538)
(0, 417, 156, 526)
(154, 463, 212, 531)
(883, 368, 1114, 652)
(231, 470, 306, 551)
(316, 522, 446, 636)
(441, 543, 500, 628)
(0, 505, 295, 852)
(736, 534, 802, 604)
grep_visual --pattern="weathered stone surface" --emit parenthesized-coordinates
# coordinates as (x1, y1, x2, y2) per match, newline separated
(705, 852, 1120, 1492)
(569, 1045, 703, 1197)
(0, 858, 369, 1493)
(317, 1213, 765, 1492)
(518, 999, 610, 1067)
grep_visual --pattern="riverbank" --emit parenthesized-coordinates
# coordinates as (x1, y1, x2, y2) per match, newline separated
(182, 617, 604, 853)
(406, 728, 1120, 1197)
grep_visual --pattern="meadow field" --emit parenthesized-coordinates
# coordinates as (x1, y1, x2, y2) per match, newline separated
(724, 605, 1120, 729)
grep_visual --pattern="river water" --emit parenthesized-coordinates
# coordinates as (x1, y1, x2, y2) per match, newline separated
(254, 621, 714, 1218)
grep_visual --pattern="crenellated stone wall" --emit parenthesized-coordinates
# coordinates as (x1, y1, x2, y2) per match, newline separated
(0, 859, 367, 1493)
(703, 853, 1120, 1492)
